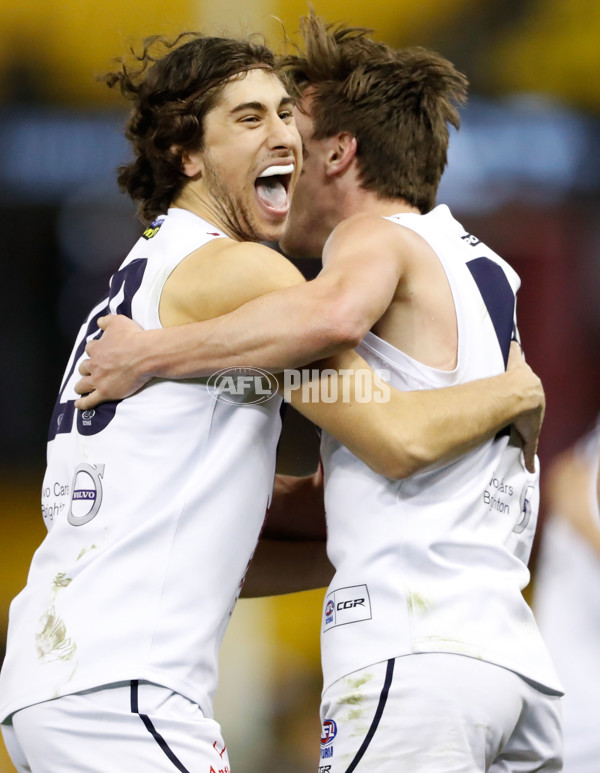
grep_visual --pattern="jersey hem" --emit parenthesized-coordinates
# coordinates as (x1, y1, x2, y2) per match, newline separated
(321, 646, 564, 699)
(0, 668, 212, 725)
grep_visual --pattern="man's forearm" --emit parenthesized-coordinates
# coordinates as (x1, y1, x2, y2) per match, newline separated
(284, 354, 543, 480)
(386, 366, 542, 477)
(142, 281, 363, 379)
(392, 343, 544, 476)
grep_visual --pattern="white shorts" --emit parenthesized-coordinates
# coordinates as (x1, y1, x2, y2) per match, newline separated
(318, 653, 563, 773)
(1, 681, 231, 773)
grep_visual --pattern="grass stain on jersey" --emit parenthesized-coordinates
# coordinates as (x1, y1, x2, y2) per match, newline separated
(51, 572, 72, 594)
(346, 672, 373, 690)
(77, 544, 98, 561)
(339, 692, 364, 706)
(407, 590, 430, 615)
(35, 572, 77, 661)
(347, 707, 364, 720)
(36, 606, 77, 662)
(340, 671, 374, 718)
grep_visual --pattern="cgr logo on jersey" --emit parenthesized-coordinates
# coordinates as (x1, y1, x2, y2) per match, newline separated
(206, 367, 279, 405)
(142, 217, 165, 240)
(324, 584, 372, 631)
(67, 463, 105, 526)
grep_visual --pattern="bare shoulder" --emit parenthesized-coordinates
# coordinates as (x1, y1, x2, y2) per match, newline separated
(322, 212, 418, 270)
(161, 238, 306, 326)
(327, 212, 397, 242)
(176, 237, 304, 286)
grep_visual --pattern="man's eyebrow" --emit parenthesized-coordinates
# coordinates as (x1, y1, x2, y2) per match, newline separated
(230, 101, 267, 115)
(229, 96, 294, 115)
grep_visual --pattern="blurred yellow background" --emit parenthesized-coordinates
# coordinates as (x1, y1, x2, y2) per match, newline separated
(2, 0, 600, 109)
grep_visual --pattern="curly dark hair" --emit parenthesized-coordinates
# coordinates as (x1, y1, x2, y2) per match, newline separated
(104, 33, 278, 224)
(282, 14, 468, 212)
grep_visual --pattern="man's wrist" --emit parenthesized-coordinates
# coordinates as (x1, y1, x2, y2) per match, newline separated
(501, 368, 542, 416)
(138, 328, 171, 380)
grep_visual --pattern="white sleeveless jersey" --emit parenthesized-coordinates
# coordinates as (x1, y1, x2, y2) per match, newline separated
(0, 208, 282, 722)
(320, 205, 562, 694)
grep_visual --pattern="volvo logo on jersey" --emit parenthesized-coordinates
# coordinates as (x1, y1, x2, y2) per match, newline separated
(67, 463, 105, 526)
(321, 719, 337, 759)
(323, 584, 372, 631)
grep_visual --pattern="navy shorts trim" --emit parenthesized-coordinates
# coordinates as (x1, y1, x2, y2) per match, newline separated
(130, 680, 191, 773)
(345, 659, 395, 773)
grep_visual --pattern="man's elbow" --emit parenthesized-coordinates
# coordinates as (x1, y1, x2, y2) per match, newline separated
(371, 458, 416, 481)
(325, 307, 368, 351)
(331, 323, 364, 352)
(302, 284, 373, 354)
(371, 439, 431, 480)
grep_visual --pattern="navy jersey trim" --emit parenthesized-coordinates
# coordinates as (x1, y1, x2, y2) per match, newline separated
(48, 258, 148, 442)
(345, 658, 395, 773)
(130, 680, 191, 773)
(466, 257, 515, 367)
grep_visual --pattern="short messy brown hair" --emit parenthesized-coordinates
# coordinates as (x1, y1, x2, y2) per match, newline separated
(104, 33, 278, 224)
(282, 14, 468, 212)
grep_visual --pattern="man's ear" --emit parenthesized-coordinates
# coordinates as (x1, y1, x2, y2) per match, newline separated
(325, 132, 357, 178)
(177, 147, 204, 178)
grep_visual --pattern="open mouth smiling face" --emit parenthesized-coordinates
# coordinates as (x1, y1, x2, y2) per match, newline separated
(187, 69, 302, 243)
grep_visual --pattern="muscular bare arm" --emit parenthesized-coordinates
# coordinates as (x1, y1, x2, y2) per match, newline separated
(282, 344, 542, 479)
(74, 216, 401, 401)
